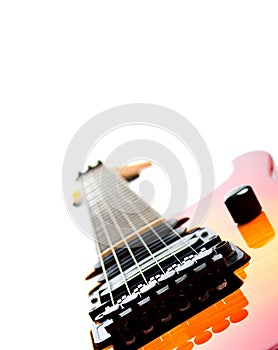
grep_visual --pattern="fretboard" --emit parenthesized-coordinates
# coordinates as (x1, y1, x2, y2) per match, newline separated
(80, 163, 161, 253)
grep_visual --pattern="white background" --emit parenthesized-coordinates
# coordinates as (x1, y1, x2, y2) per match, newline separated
(1, 1, 278, 350)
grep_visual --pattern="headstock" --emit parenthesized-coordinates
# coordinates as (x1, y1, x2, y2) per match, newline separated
(72, 161, 152, 207)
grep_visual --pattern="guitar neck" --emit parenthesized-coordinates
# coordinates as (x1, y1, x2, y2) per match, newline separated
(79, 163, 161, 253)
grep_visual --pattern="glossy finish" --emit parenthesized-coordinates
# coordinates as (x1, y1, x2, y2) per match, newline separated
(98, 151, 278, 350)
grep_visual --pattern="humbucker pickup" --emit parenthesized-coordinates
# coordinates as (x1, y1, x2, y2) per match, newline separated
(88, 226, 250, 350)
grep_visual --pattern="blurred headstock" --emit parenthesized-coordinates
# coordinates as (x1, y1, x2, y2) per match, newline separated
(72, 161, 152, 206)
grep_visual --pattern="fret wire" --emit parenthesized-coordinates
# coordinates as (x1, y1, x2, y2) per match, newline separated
(86, 187, 161, 221)
(83, 173, 160, 213)
(86, 195, 158, 222)
(88, 191, 150, 246)
(85, 175, 160, 216)
(86, 193, 157, 219)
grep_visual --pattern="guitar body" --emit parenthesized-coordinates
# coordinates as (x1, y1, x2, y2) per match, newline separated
(97, 151, 278, 350)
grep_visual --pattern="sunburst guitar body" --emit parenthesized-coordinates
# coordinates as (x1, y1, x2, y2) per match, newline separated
(78, 151, 278, 350)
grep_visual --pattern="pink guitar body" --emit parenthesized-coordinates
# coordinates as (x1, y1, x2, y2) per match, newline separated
(136, 151, 278, 350)
(99, 151, 278, 350)
(94, 151, 278, 350)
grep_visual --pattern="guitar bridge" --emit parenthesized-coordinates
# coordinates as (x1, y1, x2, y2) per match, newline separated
(88, 226, 250, 350)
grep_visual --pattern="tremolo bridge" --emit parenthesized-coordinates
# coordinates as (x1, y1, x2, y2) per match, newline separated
(89, 224, 250, 350)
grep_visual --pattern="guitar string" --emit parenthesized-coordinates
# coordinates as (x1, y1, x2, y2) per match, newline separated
(100, 168, 184, 266)
(84, 172, 158, 249)
(83, 168, 167, 294)
(90, 167, 165, 286)
(100, 168, 172, 275)
(96, 181, 150, 284)
(89, 209, 132, 296)
(93, 232, 116, 305)
(84, 167, 198, 269)
(148, 207, 199, 255)
(82, 164, 199, 299)
(105, 167, 199, 259)
(83, 169, 152, 304)
(86, 173, 133, 297)
(117, 188, 183, 264)
(82, 180, 116, 305)
(85, 175, 198, 265)
(83, 174, 131, 305)
(92, 167, 182, 266)
(108, 177, 199, 256)
(118, 170, 200, 256)
(119, 209, 165, 274)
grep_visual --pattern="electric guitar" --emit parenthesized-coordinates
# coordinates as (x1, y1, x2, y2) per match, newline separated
(75, 151, 278, 350)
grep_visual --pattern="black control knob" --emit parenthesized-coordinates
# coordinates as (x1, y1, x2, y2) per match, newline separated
(224, 185, 262, 224)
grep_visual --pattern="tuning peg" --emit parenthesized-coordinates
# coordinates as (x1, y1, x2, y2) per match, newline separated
(77, 171, 83, 179)
(72, 161, 152, 206)
(72, 190, 83, 207)
(125, 174, 140, 182)
(88, 161, 102, 171)
(76, 161, 103, 180)
(118, 161, 152, 182)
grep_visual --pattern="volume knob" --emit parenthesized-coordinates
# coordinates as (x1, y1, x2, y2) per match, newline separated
(224, 185, 262, 224)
